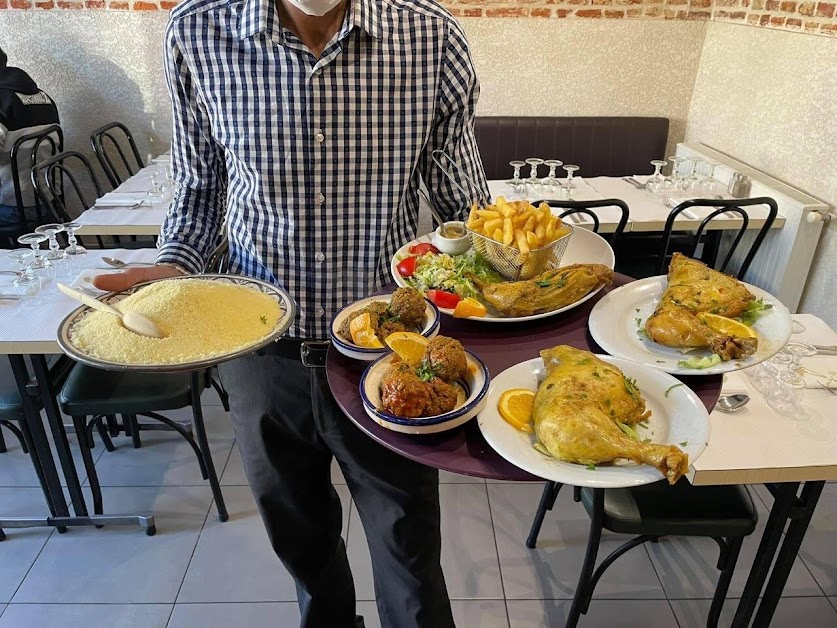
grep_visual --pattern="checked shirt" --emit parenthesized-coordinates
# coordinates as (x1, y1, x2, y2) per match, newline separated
(157, 0, 488, 338)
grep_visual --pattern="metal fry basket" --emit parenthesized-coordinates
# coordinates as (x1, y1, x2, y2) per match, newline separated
(467, 224, 574, 281)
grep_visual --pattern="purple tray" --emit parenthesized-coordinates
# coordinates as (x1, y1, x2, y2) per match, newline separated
(326, 274, 723, 481)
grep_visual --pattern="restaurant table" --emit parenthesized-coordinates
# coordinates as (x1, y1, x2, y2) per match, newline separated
(327, 284, 832, 628)
(0, 248, 158, 536)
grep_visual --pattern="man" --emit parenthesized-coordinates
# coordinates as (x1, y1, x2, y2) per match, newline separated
(95, 0, 488, 626)
(0, 46, 60, 229)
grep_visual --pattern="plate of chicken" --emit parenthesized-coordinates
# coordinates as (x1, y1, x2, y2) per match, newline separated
(588, 254, 792, 375)
(478, 346, 708, 488)
(359, 335, 490, 434)
(390, 224, 615, 322)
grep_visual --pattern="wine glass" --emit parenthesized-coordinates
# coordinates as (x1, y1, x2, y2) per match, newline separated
(147, 174, 165, 205)
(667, 156, 684, 183)
(646, 160, 667, 198)
(63, 222, 88, 272)
(542, 159, 563, 193)
(506, 160, 526, 198)
(5, 249, 40, 299)
(524, 158, 544, 193)
(559, 164, 580, 199)
(17, 232, 52, 277)
(679, 158, 702, 197)
(36, 223, 71, 279)
(792, 320, 806, 334)
(699, 162, 721, 197)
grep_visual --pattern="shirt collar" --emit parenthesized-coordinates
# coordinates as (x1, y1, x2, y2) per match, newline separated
(236, 0, 382, 42)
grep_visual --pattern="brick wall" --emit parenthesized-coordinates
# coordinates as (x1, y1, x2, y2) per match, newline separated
(0, 0, 835, 36)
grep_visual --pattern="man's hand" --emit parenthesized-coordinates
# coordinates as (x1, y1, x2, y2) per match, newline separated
(92, 265, 183, 292)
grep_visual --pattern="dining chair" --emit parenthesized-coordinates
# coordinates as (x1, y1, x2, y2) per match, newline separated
(0, 124, 63, 247)
(528, 480, 758, 628)
(531, 198, 630, 255)
(59, 366, 228, 522)
(655, 197, 779, 279)
(90, 122, 145, 188)
(0, 390, 30, 455)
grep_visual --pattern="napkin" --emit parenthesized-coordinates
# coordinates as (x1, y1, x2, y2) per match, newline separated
(93, 192, 151, 208)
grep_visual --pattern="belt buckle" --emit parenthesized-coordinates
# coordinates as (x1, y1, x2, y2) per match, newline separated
(301, 341, 330, 368)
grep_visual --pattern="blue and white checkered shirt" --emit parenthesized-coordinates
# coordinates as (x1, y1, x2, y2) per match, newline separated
(158, 0, 488, 338)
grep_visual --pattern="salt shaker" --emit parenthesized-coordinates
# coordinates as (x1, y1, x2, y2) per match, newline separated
(728, 173, 752, 198)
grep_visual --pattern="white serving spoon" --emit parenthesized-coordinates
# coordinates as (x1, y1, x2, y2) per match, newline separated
(57, 283, 166, 339)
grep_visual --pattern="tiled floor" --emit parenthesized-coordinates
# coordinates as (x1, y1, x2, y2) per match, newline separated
(1, 391, 836, 627)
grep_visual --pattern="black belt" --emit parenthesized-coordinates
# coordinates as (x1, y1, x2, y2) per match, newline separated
(259, 338, 330, 368)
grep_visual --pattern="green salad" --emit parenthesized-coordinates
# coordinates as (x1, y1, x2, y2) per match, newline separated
(406, 251, 503, 299)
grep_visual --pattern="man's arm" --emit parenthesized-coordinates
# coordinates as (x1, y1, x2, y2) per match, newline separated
(419, 19, 488, 222)
(156, 19, 227, 273)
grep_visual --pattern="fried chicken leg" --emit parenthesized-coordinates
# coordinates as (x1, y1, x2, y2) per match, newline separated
(645, 254, 757, 361)
(534, 346, 688, 484)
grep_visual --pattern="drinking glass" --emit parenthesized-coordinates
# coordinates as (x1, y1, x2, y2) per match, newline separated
(646, 160, 667, 198)
(559, 165, 580, 199)
(63, 222, 88, 271)
(542, 159, 563, 193)
(699, 162, 721, 197)
(17, 232, 52, 278)
(4, 249, 40, 299)
(506, 160, 526, 198)
(147, 174, 165, 206)
(667, 156, 684, 184)
(792, 320, 806, 334)
(680, 158, 702, 197)
(36, 223, 72, 279)
(524, 158, 545, 193)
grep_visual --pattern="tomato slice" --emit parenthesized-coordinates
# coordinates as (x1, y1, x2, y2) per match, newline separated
(409, 243, 440, 256)
(396, 256, 417, 277)
(426, 289, 462, 309)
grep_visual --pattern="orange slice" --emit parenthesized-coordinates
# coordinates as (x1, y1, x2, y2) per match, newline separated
(453, 297, 487, 318)
(384, 331, 428, 365)
(349, 313, 384, 349)
(698, 313, 756, 339)
(498, 388, 535, 433)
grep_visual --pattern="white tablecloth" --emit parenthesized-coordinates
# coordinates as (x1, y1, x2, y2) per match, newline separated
(0, 249, 157, 354)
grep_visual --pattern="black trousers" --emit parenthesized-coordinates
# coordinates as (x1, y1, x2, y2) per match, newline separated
(218, 345, 455, 628)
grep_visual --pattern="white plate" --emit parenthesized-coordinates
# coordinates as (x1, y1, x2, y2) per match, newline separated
(329, 294, 440, 362)
(478, 356, 710, 488)
(360, 349, 490, 434)
(588, 276, 792, 375)
(390, 226, 615, 323)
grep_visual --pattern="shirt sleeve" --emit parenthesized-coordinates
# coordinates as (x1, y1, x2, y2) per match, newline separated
(418, 19, 489, 222)
(156, 20, 227, 273)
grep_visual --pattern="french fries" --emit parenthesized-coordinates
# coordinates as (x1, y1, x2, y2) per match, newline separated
(465, 198, 571, 253)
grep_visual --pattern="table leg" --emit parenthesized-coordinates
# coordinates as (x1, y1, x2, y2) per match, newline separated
(8, 355, 69, 520)
(30, 355, 88, 517)
(753, 481, 825, 627)
(731, 482, 799, 628)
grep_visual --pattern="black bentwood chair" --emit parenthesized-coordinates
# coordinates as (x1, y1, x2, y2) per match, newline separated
(90, 122, 145, 188)
(0, 124, 63, 246)
(528, 480, 758, 628)
(532, 198, 630, 259)
(655, 197, 779, 280)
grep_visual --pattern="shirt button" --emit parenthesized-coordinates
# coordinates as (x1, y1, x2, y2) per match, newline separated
(315, 132, 324, 143)
(315, 252, 325, 262)
(313, 68, 322, 77)
(315, 307, 325, 317)
(315, 192, 325, 204)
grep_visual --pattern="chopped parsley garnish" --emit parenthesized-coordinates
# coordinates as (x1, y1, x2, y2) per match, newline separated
(618, 422, 640, 441)
(576, 358, 592, 365)
(586, 463, 597, 471)
(416, 360, 438, 382)
(679, 441, 688, 447)
(740, 298, 773, 326)
(642, 438, 652, 443)
(259, 315, 268, 325)
(536, 275, 567, 289)
(623, 376, 639, 397)
(665, 383, 684, 397)
(592, 371, 601, 379)
(656, 360, 666, 363)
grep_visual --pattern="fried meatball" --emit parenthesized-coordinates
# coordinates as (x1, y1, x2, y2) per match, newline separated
(425, 336, 468, 383)
(381, 363, 429, 418)
(389, 287, 427, 329)
(377, 319, 409, 343)
(339, 304, 383, 342)
(425, 377, 459, 416)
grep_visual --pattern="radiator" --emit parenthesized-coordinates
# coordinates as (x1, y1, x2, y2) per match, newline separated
(676, 142, 829, 313)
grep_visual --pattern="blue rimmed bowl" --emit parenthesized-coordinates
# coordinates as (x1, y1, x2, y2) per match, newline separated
(359, 349, 490, 434)
(329, 294, 440, 362)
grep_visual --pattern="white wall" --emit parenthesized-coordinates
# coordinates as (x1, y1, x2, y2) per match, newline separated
(686, 21, 837, 325)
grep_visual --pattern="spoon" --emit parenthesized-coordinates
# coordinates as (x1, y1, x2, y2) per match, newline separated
(716, 394, 750, 413)
(57, 282, 165, 339)
(101, 257, 156, 269)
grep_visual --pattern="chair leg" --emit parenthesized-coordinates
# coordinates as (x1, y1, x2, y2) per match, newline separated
(526, 481, 563, 548)
(210, 376, 231, 412)
(190, 373, 228, 522)
(707, 536, 743, 628)
(0, 420, 30, 453)
(567, 488, 604, 627)
(0, 423, 6, 453)
(573, 485, 582, 502)
(124, 414, 142, 449)
(93, 416, 116, 452)
(105, 414, 120, 437)
(72, 415, 103, 516)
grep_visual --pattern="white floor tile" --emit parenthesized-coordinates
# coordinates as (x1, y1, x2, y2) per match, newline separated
(354, 599, 506, 627)
(670, 596, 837, 628)
(798, 483, 837, 595)
(0, 606, 4, 620)
(506, 599, 678, 627)
(0, 603, 172, 628)
(177, 484, 350, 602)
(167, 602, 298, 627)
(348, 483, 504, 601)
(830, 597, 837, 612)
(222, 446, 347, 487)
(12, 486, 212, 604)
(86, 431, 233, 488)
(0, 489, 54, 604)
(489, 484, 666, 600)
(646, 488, 823, 599)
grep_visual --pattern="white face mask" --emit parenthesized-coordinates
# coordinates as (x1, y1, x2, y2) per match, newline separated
(284, 0, 344, 17)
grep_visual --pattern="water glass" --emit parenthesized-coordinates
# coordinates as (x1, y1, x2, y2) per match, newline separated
(646, 160, 667, 198)
(36, 223, 72, 279)
(17, 232, 52, 278)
